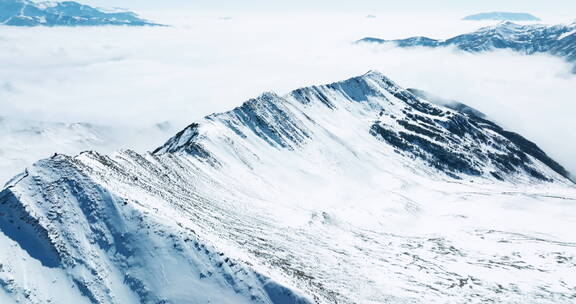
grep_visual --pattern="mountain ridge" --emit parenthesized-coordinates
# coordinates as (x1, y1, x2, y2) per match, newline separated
(357, 22, 576, 73)
(1, 71, 575, 303)
(0, 0, 161, 26)
(154, 70, 571, 183)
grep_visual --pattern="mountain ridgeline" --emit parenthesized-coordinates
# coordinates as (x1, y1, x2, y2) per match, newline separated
(0, 71, 574, 304)
(358, 21, 576, 73)
(0, 0, 160, 26)
(155, 71, 570, 182)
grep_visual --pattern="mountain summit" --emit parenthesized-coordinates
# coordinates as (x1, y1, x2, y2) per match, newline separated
(0, 72, 575, 303)
(155, 70, 570, 182)
(0, 0, 160, 26)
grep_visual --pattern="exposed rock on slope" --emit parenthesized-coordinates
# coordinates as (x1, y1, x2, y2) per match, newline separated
(1, 71, 575, 303)
(157, 71, 570, 182)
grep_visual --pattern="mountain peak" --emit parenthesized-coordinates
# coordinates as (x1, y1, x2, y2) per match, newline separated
(358, 70, 402, 86)
(362, 69, 386, 78)
(154, 71, 571, 183)
(1, 72, 575, 304)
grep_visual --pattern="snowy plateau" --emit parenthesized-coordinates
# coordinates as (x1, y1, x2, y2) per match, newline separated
(0, 71, 575, 304)
(358, 21, 576, 73)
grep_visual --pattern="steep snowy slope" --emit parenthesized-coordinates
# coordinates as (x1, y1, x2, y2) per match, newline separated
(358, 21, 576, 72)
(156, 71, 570, 183)
(1, 71, 575, 304)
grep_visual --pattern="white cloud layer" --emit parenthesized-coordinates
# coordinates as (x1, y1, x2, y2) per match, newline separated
(0, 13, 574, 176)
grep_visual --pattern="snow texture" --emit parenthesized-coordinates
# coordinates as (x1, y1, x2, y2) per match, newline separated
(1, 71, 575, 303)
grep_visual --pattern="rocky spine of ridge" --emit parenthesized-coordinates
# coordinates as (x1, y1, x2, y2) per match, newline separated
(0, 71, 574, 304)
(155, 71, 571, 183)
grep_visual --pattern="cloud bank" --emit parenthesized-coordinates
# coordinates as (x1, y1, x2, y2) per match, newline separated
(0, 13, 574, 176)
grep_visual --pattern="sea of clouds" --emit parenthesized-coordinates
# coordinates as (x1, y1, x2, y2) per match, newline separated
(0, 12, 574, 177)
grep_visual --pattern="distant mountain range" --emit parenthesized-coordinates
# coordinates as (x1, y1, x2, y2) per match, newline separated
(0, 0, 160, 26)
(463, 12, 541, 21)
(357, 21, 576, 73)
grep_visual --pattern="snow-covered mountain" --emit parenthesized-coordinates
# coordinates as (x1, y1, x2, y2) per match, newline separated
(0, 0, 160, 26)
(358, 21, 576, 72)
(463, 12, 541, 21)
(1, 71, 575, 303)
